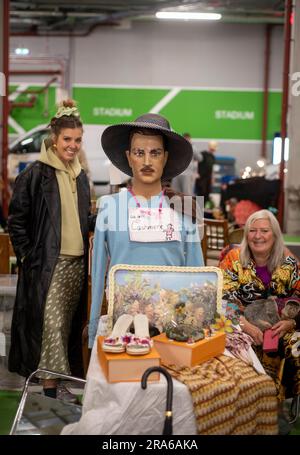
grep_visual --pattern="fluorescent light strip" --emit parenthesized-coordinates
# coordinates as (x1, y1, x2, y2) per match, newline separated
(156, 12, 222, 21)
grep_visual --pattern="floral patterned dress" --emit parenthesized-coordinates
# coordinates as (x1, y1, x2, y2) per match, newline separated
(219, 247, 300, 400)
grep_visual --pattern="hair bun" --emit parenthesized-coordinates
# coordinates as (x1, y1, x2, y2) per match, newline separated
(54, 99, 80, 119)
(61, 99, 77, 109)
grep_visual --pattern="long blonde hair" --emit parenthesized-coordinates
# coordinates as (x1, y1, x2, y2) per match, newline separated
(240, 209, 285, 271)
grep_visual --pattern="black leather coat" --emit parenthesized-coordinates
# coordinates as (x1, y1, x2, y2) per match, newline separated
(8, 161, 93, 378)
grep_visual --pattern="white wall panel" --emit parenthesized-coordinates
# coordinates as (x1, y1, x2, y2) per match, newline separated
(72, 21, 282, 88)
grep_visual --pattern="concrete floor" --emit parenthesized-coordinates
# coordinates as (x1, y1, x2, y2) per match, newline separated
(0, 362, 25, 390)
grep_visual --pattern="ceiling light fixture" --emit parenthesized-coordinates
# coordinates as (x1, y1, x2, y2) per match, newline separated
(15, 48, 29, 55)
(156, 12, 222, 21)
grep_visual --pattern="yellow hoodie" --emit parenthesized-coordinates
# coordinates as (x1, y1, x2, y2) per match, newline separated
(39, 141, 84, 256)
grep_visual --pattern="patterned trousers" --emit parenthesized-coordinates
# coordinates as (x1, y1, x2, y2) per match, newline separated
(38, 256, 85, 379)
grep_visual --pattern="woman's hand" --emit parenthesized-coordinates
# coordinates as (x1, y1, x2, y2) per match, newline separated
(240, 316, 264, 345)
(271, 319, 296, 338)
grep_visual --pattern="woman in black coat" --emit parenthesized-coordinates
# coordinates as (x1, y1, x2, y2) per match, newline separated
(8, 99, 94, 398)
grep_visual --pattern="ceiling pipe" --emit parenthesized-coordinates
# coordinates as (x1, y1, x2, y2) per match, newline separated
(200, 15, 284, 24)
(9, 7, 139, 36)
(2, 0, 10, 217)
(9, 94, 36, 111)
(11, 11, 65, 17)
(9, 76, 57, 112)
(261, 24, 273, 159)
(9, 15, 285, 38)
(278, 0, 293, 229)
(15, 76, 57, 94)
(10, 69, 61, 75)
(10, 21, 120, 37)
(8, 2, 286, 37)
(10, 56, 68, 88)
(10, 56, 66, 62)
(10, 69, 63, 89)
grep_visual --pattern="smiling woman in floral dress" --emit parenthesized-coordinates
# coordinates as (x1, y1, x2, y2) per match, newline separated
(219, 209, 300, 401)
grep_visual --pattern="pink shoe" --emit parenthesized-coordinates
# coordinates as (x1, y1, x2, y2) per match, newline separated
(126, 314, 152, 356)
(102, 314, 133, 353)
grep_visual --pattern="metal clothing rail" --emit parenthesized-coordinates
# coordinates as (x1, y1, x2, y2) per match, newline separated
(10, 368, 86, 435)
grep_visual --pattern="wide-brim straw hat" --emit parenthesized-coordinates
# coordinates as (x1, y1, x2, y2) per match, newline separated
(101, 113, 193, 180)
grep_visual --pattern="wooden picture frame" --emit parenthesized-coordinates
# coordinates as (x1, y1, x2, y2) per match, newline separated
(107, 265, 223, 333)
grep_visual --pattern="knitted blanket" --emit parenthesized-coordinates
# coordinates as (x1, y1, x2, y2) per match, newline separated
(165, 355, 278, 435)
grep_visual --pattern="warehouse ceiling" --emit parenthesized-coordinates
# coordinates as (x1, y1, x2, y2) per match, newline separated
(10, 0, 286, 35)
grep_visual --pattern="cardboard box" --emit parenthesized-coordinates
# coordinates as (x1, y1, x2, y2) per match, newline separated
(97, 336, 161, 383)
(153, 332, 226, 368)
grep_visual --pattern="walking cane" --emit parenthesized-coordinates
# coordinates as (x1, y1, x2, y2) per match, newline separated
(141, 366, 173, 435)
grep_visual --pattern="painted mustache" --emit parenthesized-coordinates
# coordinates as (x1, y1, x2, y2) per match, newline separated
(141, 166, 154, 172)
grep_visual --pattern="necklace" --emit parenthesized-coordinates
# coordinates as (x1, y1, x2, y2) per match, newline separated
(128, 187, 165, 213)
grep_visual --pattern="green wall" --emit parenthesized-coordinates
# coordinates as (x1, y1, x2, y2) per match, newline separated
(161, 90, 281, 140)
(8, 85, 57, 134)
(9, 85, 282, 141)
(73, 86, 169, 125)
(73, 86, 282, 140)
